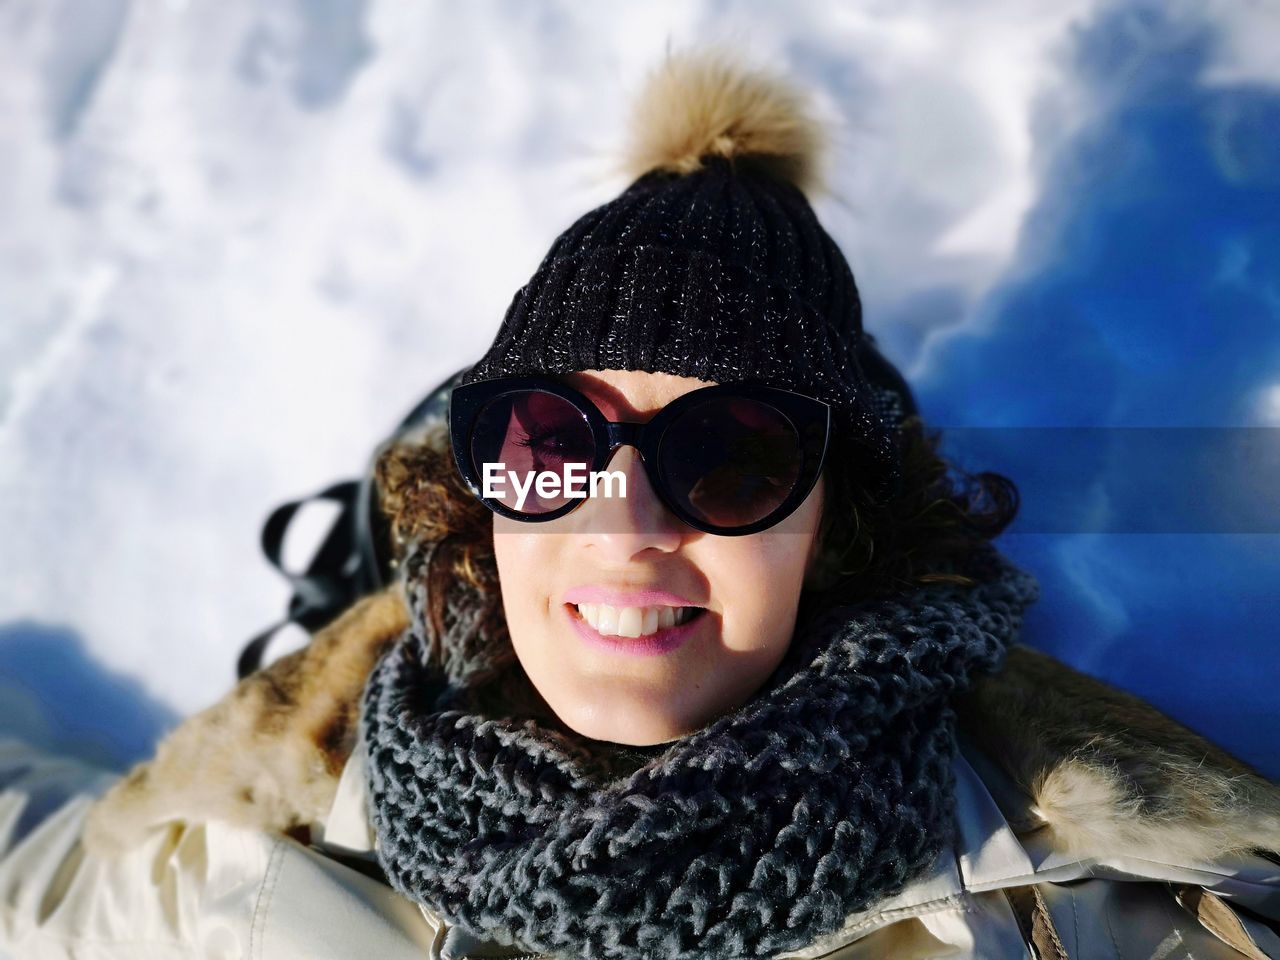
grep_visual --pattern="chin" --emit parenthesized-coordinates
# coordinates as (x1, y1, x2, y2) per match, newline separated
(551, 689, 694, 747)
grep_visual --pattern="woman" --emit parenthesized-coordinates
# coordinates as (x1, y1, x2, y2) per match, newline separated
(3, 47, 1280, 960)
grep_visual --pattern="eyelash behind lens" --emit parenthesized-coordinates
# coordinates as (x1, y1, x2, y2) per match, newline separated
(513, 430, 559, 450)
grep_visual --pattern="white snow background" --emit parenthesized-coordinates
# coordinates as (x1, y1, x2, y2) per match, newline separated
(2, 0, 1278, 774)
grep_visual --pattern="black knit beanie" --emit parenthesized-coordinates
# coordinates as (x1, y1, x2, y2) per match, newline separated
(461, 48, 917, 502)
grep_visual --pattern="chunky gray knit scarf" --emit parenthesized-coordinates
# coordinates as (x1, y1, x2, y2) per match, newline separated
(359, 542, 1040, 960)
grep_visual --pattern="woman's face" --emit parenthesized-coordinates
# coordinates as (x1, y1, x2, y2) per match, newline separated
(492, 369, 826, 746)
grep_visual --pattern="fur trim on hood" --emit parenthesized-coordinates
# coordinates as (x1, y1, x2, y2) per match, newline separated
(82, 583, 1280, 868)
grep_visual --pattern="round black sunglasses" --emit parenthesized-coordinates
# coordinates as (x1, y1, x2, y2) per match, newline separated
(448, 376, 831, 536)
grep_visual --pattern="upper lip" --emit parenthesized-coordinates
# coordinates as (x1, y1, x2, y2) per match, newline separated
(562, 586, 703, 608)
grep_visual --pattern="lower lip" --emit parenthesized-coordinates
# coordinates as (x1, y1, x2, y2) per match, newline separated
(565, 605, 707, 657)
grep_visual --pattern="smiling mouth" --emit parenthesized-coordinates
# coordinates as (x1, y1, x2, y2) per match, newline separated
(571, 602, 707, 638)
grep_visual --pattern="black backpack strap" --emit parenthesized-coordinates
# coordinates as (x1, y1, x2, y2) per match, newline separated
(237, 366, 469, 680)
(236, 480, 363, 680)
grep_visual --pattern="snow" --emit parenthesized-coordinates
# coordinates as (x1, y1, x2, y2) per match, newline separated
(2, 1, 1277, 775)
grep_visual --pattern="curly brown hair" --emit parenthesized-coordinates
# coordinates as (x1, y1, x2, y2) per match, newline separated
(373, 413, 1020, 642)
(806, 418, 1020, 602)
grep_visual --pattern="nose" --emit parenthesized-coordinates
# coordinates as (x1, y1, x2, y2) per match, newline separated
(570, 445, 685, 560)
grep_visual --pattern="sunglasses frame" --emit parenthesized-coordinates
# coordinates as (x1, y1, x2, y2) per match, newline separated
(449, 375, 832, 536)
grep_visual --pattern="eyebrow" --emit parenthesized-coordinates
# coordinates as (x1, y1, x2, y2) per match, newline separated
(557, 373, 654, 422)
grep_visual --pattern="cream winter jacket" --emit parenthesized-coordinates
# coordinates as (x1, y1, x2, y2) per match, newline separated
(2, 586, 1279, 959)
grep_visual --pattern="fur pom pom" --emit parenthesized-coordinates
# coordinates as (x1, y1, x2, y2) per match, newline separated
(618, 46, 830, 197)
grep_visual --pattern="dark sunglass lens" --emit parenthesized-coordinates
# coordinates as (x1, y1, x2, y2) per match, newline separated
(660, 397, 803, 529)
(470, 390, 596, 514)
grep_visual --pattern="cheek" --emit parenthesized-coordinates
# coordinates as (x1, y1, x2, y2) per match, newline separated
(749, 535, 816, 587)
(492, 518, 552, 617)
(710, 485, 823, 647)
(707, 535, 813, 643)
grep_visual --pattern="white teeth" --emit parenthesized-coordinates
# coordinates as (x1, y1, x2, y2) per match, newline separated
(617, 607, 643, 637)
(596, 604, 618, 635)
(641, 607, 659, 636)
(575, 603, 700, 637)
